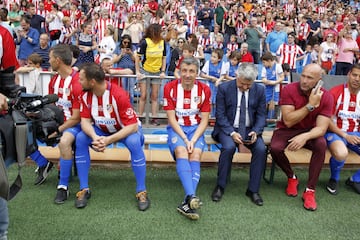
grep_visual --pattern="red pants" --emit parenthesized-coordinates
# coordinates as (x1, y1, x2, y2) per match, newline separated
(270, 128, 326, 190)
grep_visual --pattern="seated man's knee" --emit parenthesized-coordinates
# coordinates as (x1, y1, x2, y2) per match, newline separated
(58, 133, 74, 152)
(174, 147, 188, 158)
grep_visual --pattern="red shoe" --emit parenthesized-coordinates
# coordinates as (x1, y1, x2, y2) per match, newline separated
(302, 190, 317, 211)
(286, 178, 299, 197)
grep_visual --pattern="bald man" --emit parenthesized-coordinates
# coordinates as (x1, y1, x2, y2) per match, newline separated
(270, 64, 333, 211)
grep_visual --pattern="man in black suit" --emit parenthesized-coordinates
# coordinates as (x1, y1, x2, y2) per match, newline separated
(211, 63, 267, 206)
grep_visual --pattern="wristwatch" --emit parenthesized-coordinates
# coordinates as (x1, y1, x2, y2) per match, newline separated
(306, 104, 315, 112)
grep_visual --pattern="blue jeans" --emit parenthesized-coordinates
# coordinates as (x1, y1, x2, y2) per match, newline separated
(121, 77, 136, 106)
(0, 198, 8, 240)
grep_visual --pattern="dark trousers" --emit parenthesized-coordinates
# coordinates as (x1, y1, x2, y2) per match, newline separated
(249, 49, 260, 64)
(213, 129, 266, 193)
(335, 62, 353, 76)
(270, 128, 326, 189)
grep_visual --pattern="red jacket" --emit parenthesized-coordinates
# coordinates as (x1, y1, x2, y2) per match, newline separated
(0, 26, 19, 70)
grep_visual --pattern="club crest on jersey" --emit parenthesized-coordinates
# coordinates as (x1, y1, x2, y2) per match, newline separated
(106, 104, 113, 113)
(194, 96, 201, 104)
(172, 136, 177, 144)
(184, 98, 190, 104)
(126, 108, 134, 117)
(350, 101, 356, 107)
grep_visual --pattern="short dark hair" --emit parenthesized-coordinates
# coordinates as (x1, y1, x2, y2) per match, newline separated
(261, 51, 274, 61)
(79, 63, 105, 84)
(50, 44, 73, 66)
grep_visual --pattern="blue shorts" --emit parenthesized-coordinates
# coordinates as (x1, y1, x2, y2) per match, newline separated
(325, 131, 360, 155)
(167, 125, 206, 158)
(63, 124, 81, 137)
(139, 68, 161, 84)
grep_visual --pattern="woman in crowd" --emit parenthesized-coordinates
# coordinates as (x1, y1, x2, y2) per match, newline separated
(98, 24, 116, 63)
(112, 34, 136, 105)
(124, 12, 144, 50)
(77, 22, 97, 64)
(135, 24, 166, 126)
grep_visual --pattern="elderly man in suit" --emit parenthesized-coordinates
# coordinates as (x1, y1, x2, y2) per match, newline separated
(211, 63, 267, 206)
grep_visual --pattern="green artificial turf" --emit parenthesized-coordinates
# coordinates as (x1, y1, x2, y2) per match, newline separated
(6, 164, 360, 240)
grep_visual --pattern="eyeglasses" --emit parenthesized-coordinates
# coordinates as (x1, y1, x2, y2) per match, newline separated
(123, 41, 130, 44)
(179, 19, 184, 21)
(327, 35, 333, 38)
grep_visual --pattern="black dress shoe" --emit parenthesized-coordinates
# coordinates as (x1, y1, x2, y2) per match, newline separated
(211, 186, 224, 202)
(246, 189, 263, 206)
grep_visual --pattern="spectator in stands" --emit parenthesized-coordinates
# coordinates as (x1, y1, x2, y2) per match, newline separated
(335, 30, 359, 75)
(45, 3, 64, 45)
(76, 62, 150, 210)
(276, 32, 304, 72)
(240, 17, 264, 64)
(307, 11, 321, 46)
(200, 48, 224, 117)
(318, 34, 338, 74)
(214, 0, 227, 32)
(33, 33, 51, 70)
(135, 23, 166, 126)
(211, 63, 266, 206)
(296, 14, 310, 51)
(77, 22, 97, 64)
(196, 0, 213, 31)
(97, 24, 116, 63)
(261, 52, 285, 120)
(8, 2, 23, 29)
(239, 42, 254, 63)
(325, 64, 360, 195)
(16, 15, 40, 67)
(124, 12, 144, 50)
(220, 51, 241, 82)
(26, 3, 45, 34)
(270, 64, 333, 211)
(59, 16, 77, 45)
(265, 21, 288, 56)
(15, 53, 43, 94)
(163, 56, 210, 220)
(174, 43, 195, 79)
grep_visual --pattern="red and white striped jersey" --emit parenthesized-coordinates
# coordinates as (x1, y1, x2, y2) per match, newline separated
(129, 3, 143, 13)
(226, 42, 238, 52)
(283, 3, 295, 16)
(95, 18, 114, 42)
(297, 22, 310, 41)
(330, 84, 360, 132)
(276, 43, 304, 70)
(80, 82, 138, 134)
(59, 25, 75, 44)
(48, 70, 82, 121)
(186, 12, 198, 34)
(163, 79, 211, 126)
(101, 2, 115, 16)
(198, 35, 212, 48)
(316, 6, 326, 15)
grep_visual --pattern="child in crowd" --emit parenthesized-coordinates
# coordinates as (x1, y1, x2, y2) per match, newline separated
(174, 43, 196, 79)
(220, 51, 241, 83)
(311, 43, 320, 64)
(213, 34, 224, 50)
(200, 48, 224, 117)
(15, 53, 43, 95)
(261, 52, 284, 120)
(226, 34, 239, 57)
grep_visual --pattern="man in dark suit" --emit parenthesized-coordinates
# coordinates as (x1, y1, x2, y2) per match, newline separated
(211, 63, 267, 206)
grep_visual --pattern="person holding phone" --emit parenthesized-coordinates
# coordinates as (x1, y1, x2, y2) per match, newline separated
(270, 64, 333, 211)
(211, 63, 267, 206)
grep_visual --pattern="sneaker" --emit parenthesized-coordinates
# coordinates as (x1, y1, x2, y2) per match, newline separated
(286, 178, 299, 197)
(302, 190, 317, 211)
(186, 195, 201, 210)
(150, 119, 160, 126)
(326, 178, 339, 195)
(136, 191, 150, 211)
(34, 161, 54, 185)
(75, 189, 91, 209)
(176, 202, 199, 220)
(345, 177, 360, 194)
(54, 188, 69, 204)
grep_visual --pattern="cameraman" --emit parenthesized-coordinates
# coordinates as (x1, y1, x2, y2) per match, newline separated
(0, 94, 8, 240)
